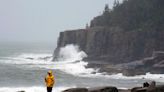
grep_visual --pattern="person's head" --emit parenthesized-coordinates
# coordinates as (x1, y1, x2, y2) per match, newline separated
(48, 70, 53, 76)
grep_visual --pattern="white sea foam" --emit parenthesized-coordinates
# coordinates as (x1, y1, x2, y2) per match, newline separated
(1, 53, 53, 64)
(1, 44, 164, 82)
(0, 86, 73, 92)
(84, 72, 164, 81)
(57, 44, 87, 62)
(1, 44, 96, 76)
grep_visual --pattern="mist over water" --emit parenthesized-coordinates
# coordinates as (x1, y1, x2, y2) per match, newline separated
(0, 44, 164, 92)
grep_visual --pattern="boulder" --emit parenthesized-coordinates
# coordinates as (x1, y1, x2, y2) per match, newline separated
(118, 89, 130, 92)
(88, 86, 118, 92)
(146, 81, 156, 92)
(17, 91, 25, 92)
(131, 87, 147, 92)
(131, 82, 164, 92)
(62, 88, 88, 92)
(155, 85, 164, 92)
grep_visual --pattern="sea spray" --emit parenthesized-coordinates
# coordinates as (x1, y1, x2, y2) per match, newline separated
(53, 44, 96, 75)
(1, 44, 97, 76)
(57, 44, 87, 62)
(1, 44, 164, 82)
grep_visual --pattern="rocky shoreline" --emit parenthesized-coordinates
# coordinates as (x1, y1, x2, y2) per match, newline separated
(86, 51, 164, 76)
(62, 81, 164, 92)
(15, 81, 164, 92)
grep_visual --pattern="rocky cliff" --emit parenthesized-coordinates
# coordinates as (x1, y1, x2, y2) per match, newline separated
(53, 0, 164, 75)
(54, 27, 164, 64)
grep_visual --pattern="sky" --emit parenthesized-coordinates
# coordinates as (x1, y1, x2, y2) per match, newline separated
(0, 0, 119, 44)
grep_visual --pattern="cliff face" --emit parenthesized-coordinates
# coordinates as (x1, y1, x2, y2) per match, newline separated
(53, 0, 164, 75)
(53, 0, 164, 64)
(54, 27, 164, 64)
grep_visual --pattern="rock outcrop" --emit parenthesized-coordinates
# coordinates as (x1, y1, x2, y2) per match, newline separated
(88, 86, 118, 92)
(53, 0, 164, 75)
(62, 83, 164, 92)
(131, 81, 164, 92)
(54, 27, 164, 64)
(62, 88, 88, 92)
(95, 51, 164, 76)
(62, 87, 119, 92)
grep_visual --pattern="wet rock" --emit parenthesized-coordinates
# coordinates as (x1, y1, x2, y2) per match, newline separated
(143, 82, 149, 87)
(62, 84, 164, 92)
(88, 86, 118, 92)
(118, 89, 130, 92)
(155, 85, 164, 92)
(38, 56, 52, 61)
(146, 81, 156, 92)
(26, 57, 34, 60)
(131, 81, 164, 92)
(131, 87, 142, 92)
(62, 88, 88, 92)
(62, 87, 119, 92)
(17, 91, 25, 92)
(131, 87, 147, 92)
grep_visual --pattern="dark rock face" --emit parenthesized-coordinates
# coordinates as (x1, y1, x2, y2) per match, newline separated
(88, 87, 118, 92)
(53, 0, 164, 64)
(62, 87, 118, 92)
(54, 27, 164, 65)
(62, 84, 164, 92)
(17, 91, 25, 92)
(97, 51, 164, 76)
(118, 89, 130, 92)
(131, 82, 164, 92)
(53, 0, 164, 75)
(131, 87, 143, 92)
(131, 85, 164, 92)
(131, 88, 147, 92)
(62, 88, 88, 92)
(155, 85, 164, 92)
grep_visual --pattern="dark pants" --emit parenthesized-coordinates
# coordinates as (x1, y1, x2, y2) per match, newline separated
(47, 87, 53, 92)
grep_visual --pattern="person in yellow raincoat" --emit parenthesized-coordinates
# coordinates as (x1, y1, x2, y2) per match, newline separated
(45, 70, 55, 92)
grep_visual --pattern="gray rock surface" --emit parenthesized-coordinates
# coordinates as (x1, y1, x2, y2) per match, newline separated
(88, 86, 118, 92)
(54, 27, 164, 64)
(96, 51, 164, 76)
(53, 27, 164, 75)
(17, 91, 25, 92)
(61, 84, 164, 92)
(62, 87, 119, 92)
(53, 0, 164, 75)
(62, 88, 88, 92)
(131, 82, 164, 92)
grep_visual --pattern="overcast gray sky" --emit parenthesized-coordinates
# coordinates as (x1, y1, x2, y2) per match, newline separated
(0, 0, 119, 44)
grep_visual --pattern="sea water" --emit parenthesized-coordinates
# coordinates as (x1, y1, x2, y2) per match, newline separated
(0, 43, 164, 92)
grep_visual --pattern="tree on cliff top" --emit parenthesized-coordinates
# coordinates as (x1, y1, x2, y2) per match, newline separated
(90, 0, 164, 31)
(113, 0, 120, 9)
(103, 4, 111, 14)
(90, 4, 111, 27)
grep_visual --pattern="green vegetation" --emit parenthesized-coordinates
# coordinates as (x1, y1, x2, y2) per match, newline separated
(90, 0, 164, 31)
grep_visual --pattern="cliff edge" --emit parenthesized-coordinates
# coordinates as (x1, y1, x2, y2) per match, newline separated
(53, 0, 164, 75)
(54, 27, 164, 64)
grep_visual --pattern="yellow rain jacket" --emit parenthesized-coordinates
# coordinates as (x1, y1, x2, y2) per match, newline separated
(45, 71, 55, 87)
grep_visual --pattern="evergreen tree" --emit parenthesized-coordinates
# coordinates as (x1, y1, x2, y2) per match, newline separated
(103, 4, 111, 14)
(113, 0, 119, 8)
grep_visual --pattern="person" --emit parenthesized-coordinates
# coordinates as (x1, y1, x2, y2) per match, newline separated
(45, 70, 55, 92)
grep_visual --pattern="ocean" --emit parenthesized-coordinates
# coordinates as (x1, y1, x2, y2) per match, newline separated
(0, 43, 164, 92)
